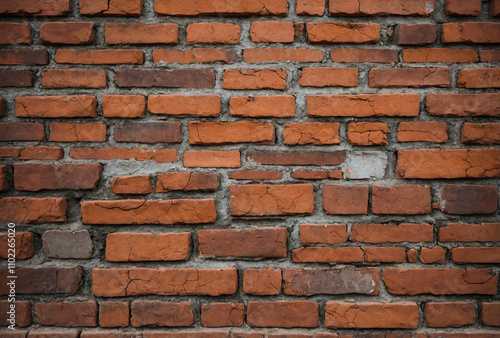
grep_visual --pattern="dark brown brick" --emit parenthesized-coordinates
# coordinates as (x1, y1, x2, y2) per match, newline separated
(42, 230, 93, 259)
(115, 69, 215, 88)
(441, 184, 498, 215)
(114, 122, 181, 143)
(0, 70, 32, 87)
(35, 302, 97, 327)
(0, 123, 45, 141)
(0, 49, 48, 65)
(398, 24, 437, 45)
(247, 151, 346, 166)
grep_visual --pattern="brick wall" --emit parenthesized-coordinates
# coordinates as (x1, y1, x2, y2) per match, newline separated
(0, 0, 499, 336)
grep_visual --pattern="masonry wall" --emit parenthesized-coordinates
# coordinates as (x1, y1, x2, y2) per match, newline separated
(0, 0, 499, 337)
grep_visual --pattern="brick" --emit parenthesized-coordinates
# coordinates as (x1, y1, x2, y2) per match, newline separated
(297, 0, 325, 15)
(372, 185, 431, 215)
(42, 69, 106, 88)
(0, 49, 48, 65)
(115, 69, 215, 88)
(156, 172, 219, 192)
(396, 149, 500, 179)
(154, 0, 287, 16)
(457, 68, 500, 88)
(82, 199, 216, 225)
(398, 122, 448, 143)
(153, 48, 235, 64)
(283, 267, 378, 296)
(439, 223, 500, 242)
(247, 150, 346, 166)
(351, 223, 433, 243)
(0, 122, 45, 141)
(425, 302, 476, 327)
(93, 267, 237, 297)
(421, 333, 500, 338)
(184, 150, 241, 168)
(0, 165, 7, 191)
(482, 303, 500, 326)
(111, 175, 153, 194)
(480, 50, 500, 62)
(0, 97, 4, 116)
(0, 266, 81, 295)
(292, 170, 340, 180)
(223, 69, 286, 90)
(186, 23, 240, 44)
(407, 249, 418, 263)
(80, 0, 142, 16)
(365, 247, 407, 263)
(148, 95, 220, 117)
(382, 268, 497, 295)
(452, 247, 500, 264)
(398, 24, 436, 45)
(330, 0, 434, 16)
(55, 49, 144, 64)
(16, 95, 97, 118)
(284, 123, 340, 145)
(15, 147, 62, 160)
(106, 232, 190, 261)
(247, 301, 318, 328)
(250, 21, 294, 43)
(300, 224, 347, 244)
(446, 0, 481, 15)
(85, 333, 230, 338)
(42, 230, 93, 259)
(99, 302, 129, 328)
(28, 330, 79, 338)
(14, 163, 102, 191)
(71, 147, 177, 163)
(243, 268, 282, 295)
(0, 70, 32, 87)
(0, 0, 70, 16)
(130, 301, 193, 327)
(348, 122, 388, 145)
(325, 302, 419, 329)
(0, 197, 67, 223)
(103, 95, 146, 118)
(230, 96, 295, 118)
(50, 123, 106, 142)
(307, 94, 420, 117)
(403, 48, 478, 63)
(114, 122, 181, 143)
(369, 68, 449, 87)
(330, 48, 398, 63)
(230, 184, 314, 217)
(201, 303, 244, 327)
(40, 22, 94, 44)
(244, 48, 323, 63)
(299, 68, 357, 87)
(462, 123, 500, 144)
(198, 228, 287, 259)
(307, 22, 380, 43)
(0, 23, 31, 44)
(426, 93, 500, 117)
(442, 22, 500, 43)
(323, 185, 369, 215)
(441, 184, 498, 215)
(492, 0, 500, 16)
(229, 170, 282, 180)
(35, 302, 97, 327)
(292, 247, 365, 263)
(0, 301, 31, 327)
(105, 23, 178, 44)
(189, 121, 274, 145)
(420, 246, 446, 264)
(0, 232, 34, 259)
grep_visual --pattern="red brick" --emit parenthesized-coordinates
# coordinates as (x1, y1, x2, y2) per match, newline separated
(71, 147, 178, 163)
(80, 0, 142, 16)
(482, 302, 500, 326)
(299, 68, 357, 87)
(244, 48, 323, 63)
(230, 184, 314, 217)
(457, 68, 500, 88)
(130, 301, 193, 327)
(247, 150, 346, 166)
(0, 0, 70, 16)
(148, 95, 220, 117)
(184, 150, 240, 168)
(40, 22, 94, 44)
(201, 303, 244, 327)
(16, 95, 97, 118)
(425, 302, 476, 327)
(153, 48, 235, 64)
(250, 21, 294, 43)
(105, 23, 178, 44)
(300, 224, 348, 244)
(42, 69, 106, 88)
(99, 302, 129, 328)
(420, 246, 446, 264)
(307, 94, 420, 117)
(292, 247, 364, 263)
(106, 232, 190, 261)
(0, 197, 67, 223)
(228, 170, 282, 180)
(492, 0, 500, 16)
(325, 302, 419, 329)
(110, 175, 153, 194)
(82, 199, 216, 225)
(10, 147, 62, 160)
(223, 69, 286, 90)
(382, 268, 497, 295)
(35, 302, 97, 327)
(83, 332, 229, 338)
(348, 122, 388, 145)
(372, 185, 431, 215)
(330, 48, 398, 63)
(398, 24, 436, 45)
(452, 247, 500, 264)
(291, 170, 339, 180)
(462, 123, 500, 144)
(14, 163, 102, 191)
(446, 0, 481, 15)
(0, 49, 48, 65)
(323, 185, 369, 215)
(230, 96, 295, 118)
(0, 70, 32, 87)
(0, 232, 34, 259)
(426, 93, 500, 117)
(442, 22, 500, 43)
(50, 123, 106, 142)
(187, 23, 241, 44)
(365, 247, 407, 263)
(296, 0, 325, 15)
(114, 121, 181, 143)
(407, 249, 418, 263)
(351, 223, 433, 243)
(0, 122, 45, 141)
(0, 301, 31, 327)
(103, 95, 146, 118)
(439, 223, 500, 242)
(307, 22, 380, 43)
(403, 48, 478, 63)
(156, 172, 219, 192)
(369, 68, 449, 87)
(189, 121, 274, 145)
(480, 50, 500, 62)
(330, 0, 434, 16)
(247, 301, 318, 328)
(0, 23, 31, 44)
(398, 122, 448, 143)
(243, 268, 282, 295)
(198, 228, 287, 259)
(420, 333, 500, 338)
(396, 149, 500, 179)
(42, 230, 93, 259)
(92, 267, 237, 297)
(154, 0, 287, 16)
(0, 165, 7, 191)
(115, 69, 215, 88)
(55, 49, 144, 64)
